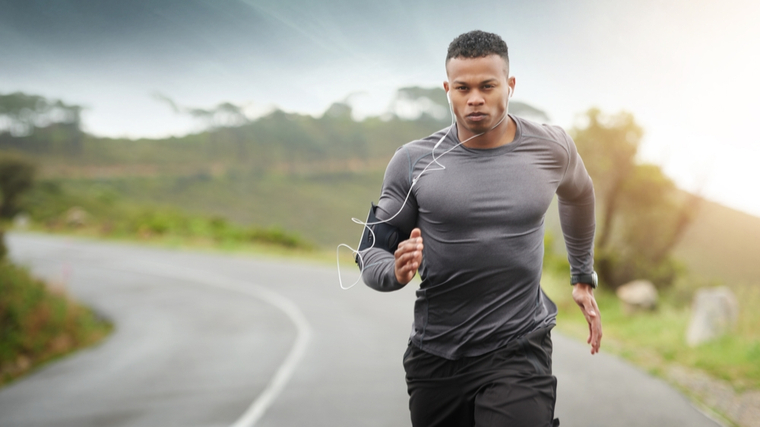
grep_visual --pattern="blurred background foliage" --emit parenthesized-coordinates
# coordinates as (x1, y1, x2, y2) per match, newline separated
(1, 88, 758, 290)
(571, 108, 701, 290)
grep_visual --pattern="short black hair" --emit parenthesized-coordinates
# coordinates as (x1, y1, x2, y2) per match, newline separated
(446, 30, 509, 71)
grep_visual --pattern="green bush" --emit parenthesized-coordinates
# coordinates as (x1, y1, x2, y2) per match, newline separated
(246, 226, 311, 249)
(130, 209, 189, 236)
(0, 261, 111, 385)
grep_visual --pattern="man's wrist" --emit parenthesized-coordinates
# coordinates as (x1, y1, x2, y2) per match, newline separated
(571, 271, 598, 289)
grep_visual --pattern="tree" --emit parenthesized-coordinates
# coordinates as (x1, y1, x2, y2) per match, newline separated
(0, 154, 36, 219)
(571, 108, 699, 289)
(0, 92, 84, 156)
(0, 92, 82, 137)
(0, 154, 36, 262)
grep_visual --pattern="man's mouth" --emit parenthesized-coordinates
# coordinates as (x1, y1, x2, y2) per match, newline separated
(466, 112, 487, 122)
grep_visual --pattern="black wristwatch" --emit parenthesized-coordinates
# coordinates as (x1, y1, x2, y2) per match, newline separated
(571, 271, 598, 289)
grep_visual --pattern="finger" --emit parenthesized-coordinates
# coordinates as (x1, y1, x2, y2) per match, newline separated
(587, 299, 602, 354)
(395, 261, 416, 275)
(593, 324, 602, 354)
(397, 239, 423, 256)
(397, 235, 423, 253)
(589, 320, 601, 354)
(395, 251, 422, 277)
(395, 250, 422, 266)
(410, 228, 421, 240)
(592, 304, 602, 354)
(395, 243, 420, 260)
(580, 300, 597, 345)
(583, 299, 597, 318)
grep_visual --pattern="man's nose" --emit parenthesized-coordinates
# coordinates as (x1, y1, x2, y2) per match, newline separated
(467, 92, 485, 105)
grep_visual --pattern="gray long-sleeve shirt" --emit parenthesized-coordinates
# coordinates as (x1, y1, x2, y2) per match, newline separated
(361, 115, 595, 360)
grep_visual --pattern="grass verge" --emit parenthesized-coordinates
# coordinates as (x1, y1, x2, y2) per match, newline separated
(542, 268, 760, 426)
(542, 270, 760, 390)
(0, 261, 113, 386)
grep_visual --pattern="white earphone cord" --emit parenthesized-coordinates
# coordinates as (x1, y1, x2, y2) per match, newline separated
(337, 90, 511, 290)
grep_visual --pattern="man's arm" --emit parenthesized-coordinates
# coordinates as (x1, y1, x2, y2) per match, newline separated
(360, 146, 420, 291)
(556, 130, 602, 354)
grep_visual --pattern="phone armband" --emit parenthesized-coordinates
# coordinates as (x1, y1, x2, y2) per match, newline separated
(356, 203, 410, 268)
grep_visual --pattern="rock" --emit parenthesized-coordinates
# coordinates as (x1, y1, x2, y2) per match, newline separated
(13, 212, 30, 229)
(616, 280, 658, 313)
(686, 287, 738, 347)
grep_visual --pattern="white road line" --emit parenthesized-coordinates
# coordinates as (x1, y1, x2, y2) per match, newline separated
(14, 239, 312, 426)
(136, 261, 313, 427)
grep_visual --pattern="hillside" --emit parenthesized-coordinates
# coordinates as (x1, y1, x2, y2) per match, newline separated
(673, 199, 760, 285)
(3, 88, 759, 287)
(542, 195, 760, 287)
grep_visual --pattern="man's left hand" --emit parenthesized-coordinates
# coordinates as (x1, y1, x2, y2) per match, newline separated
(572, 283, 602, 354)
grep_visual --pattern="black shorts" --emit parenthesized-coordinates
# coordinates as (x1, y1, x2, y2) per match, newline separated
(403, 327, 559, 427)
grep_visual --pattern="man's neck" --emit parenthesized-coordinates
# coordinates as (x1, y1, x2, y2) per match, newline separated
(458, 115, 516, 149)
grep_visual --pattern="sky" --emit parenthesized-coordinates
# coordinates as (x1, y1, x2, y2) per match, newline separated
(2, 0, 760, 217)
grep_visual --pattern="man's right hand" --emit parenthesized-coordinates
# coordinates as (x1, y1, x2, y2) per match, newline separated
(572, 283, 603, 354)
(395, 228, 423, 285)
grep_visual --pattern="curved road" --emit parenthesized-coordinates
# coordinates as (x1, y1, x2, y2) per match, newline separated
(0, 233, 721, 427)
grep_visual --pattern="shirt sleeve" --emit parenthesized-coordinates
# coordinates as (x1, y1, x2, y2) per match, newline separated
(556, 130, 596, 276)
(359, 145, 420, 292)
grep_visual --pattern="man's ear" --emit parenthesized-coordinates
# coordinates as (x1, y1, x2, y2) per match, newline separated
(443, 81, 450, 93)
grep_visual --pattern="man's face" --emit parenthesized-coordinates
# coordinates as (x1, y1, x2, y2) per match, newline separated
(444, 55, 515, 136)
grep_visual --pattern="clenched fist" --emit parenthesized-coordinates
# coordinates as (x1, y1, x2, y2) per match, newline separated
(395, 228, 423, 285)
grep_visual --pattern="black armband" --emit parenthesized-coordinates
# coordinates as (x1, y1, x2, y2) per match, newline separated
(356, 203, 410, 268)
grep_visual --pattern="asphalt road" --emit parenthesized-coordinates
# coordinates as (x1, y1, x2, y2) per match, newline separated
(0, 233, 722, 427)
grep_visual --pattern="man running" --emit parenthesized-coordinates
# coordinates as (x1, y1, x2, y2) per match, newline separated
(360, 30, 601, 427)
